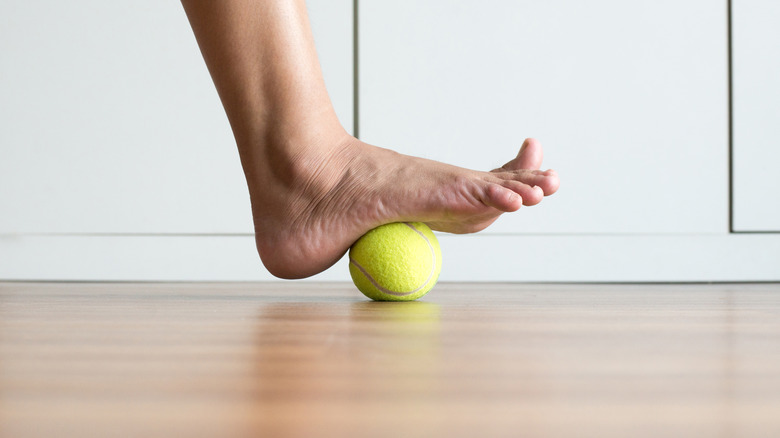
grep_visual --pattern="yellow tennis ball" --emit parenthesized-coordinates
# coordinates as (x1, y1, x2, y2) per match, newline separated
(349, 222, 442, 301)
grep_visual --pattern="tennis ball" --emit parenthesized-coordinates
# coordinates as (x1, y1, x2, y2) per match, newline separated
(349, 222, 442, 301)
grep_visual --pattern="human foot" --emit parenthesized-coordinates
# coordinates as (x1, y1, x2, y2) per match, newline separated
(246, 133, 559, 279)
(180, 0, 558, 279)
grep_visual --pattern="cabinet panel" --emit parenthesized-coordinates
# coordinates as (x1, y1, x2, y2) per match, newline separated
(0, 0, 352, 234)
(733, 0, 780, 232)
(360, 1, 728, 234)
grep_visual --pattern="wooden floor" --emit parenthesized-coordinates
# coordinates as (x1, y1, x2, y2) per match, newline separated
(1, 282, 779, 438)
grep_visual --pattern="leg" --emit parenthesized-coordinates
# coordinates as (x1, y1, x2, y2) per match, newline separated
(181, 0, 559, 279)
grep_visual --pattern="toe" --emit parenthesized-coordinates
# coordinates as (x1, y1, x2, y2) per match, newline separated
(497, 138, 544, 171)
(491, 169, 556, 195)
(505, 169, 559, 196)
(483, 183, 523, 212)
(538, 169, 560, 195)
(501, 180, 544, 206)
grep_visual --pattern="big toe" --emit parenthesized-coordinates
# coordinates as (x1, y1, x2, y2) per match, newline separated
(498, 138, 544, 171)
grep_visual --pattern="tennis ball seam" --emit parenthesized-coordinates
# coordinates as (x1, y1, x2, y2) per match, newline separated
(348, 222, 437, 297)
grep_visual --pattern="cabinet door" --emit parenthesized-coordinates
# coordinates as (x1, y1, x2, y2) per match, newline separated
(359, 0, 728, 234)
(0, 0, 352, 234)
(733, 0, 780, 232)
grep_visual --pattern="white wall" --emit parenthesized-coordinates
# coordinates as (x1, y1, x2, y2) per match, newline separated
(1, 0, 778, 282)
(733, 0, 780, 231)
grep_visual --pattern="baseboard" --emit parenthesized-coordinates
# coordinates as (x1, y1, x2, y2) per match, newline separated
(1, 233, 778, 282)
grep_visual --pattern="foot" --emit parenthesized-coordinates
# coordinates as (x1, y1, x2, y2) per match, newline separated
(246, 133, 559, 279)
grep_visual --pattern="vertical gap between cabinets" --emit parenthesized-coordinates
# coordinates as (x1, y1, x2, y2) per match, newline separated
(727, 0, 735, 232)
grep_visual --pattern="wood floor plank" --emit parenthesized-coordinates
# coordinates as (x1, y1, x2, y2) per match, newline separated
(1, 282, 779, 437)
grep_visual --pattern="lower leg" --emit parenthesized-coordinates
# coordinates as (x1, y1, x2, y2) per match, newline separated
(181, 0, 346, 159)
(181, 0, 559, 278)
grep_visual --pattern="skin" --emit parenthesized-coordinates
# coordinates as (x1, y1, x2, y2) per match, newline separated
(181, 0, 560, 279)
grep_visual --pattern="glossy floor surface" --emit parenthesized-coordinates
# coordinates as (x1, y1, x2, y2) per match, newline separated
(1, 282, 779, 437)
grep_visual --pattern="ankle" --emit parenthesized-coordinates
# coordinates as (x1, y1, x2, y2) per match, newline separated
(236, 106, 348, 165)
(243, 121, 355, 191)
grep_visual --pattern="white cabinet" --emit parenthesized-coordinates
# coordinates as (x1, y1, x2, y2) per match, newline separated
(0, 0, 353, 234)
(2, 1, 779, 281)
(733, 0, 780, 232)
(359, 0, 729, 234)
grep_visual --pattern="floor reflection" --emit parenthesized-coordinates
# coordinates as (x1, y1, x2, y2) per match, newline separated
(251, 300, 443, 435)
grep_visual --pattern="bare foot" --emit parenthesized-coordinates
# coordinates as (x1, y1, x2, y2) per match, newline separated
(180, 0, 559, 279)
(247, 133, 559, 279)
